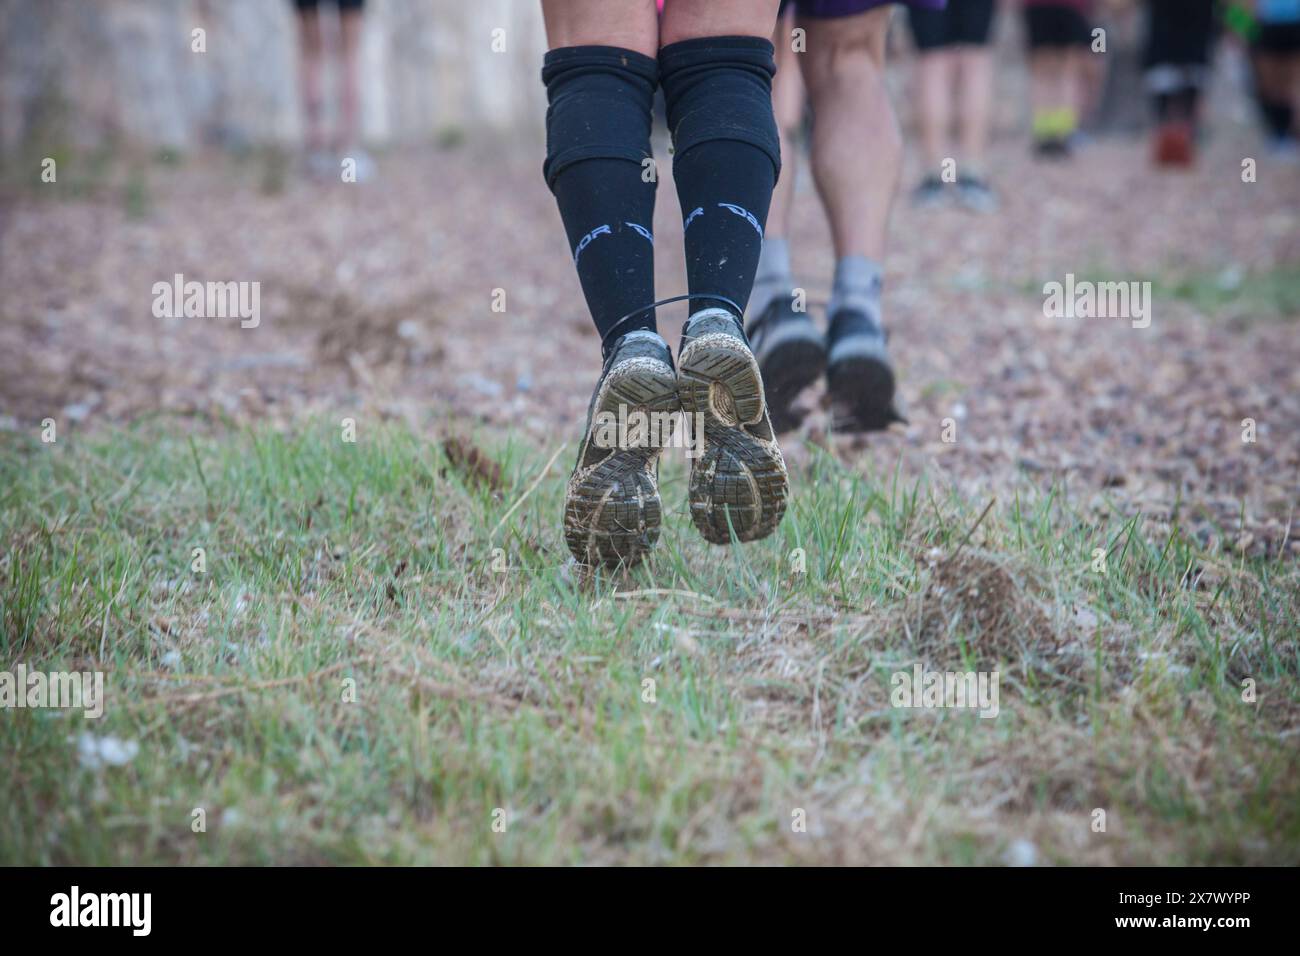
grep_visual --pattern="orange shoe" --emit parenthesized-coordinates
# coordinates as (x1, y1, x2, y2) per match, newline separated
(1153, 121, 1194, 168)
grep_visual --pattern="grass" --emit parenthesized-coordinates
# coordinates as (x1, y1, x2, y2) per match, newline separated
(1015, 264, 1300, 325)
(1152, 264, 1300, 322)
(1, 420, 1297, 865)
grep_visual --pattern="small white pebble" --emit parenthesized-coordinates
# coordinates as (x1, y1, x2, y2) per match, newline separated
(1004, 838, 1038, 867)
(77, 733, 139, 769)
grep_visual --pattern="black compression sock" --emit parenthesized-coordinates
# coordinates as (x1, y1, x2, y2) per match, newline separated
(660, 36, 780, 321)
(542, 46, 659, 350)
(552, 158, 658, 348)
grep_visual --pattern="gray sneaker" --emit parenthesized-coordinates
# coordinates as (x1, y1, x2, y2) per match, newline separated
(677, 308, 788, 544)
(564, 329, 679, 568)
(911, 175, 947, 209)
(956, 174, 997, 213)
(825, 309, 905, 433)
(746, 294, 826, 433)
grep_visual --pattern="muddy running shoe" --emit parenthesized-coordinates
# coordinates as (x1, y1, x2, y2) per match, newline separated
(826, 308, 905, 433)
(676, 307, 788, 544)
(563, 329, 679, 568)
(746, 294, 826, 433)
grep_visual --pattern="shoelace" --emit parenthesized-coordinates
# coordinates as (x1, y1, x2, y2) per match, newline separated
(599, 292, 744, 360)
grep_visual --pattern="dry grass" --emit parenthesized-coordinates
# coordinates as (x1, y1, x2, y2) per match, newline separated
(2, 421, 1295, 865)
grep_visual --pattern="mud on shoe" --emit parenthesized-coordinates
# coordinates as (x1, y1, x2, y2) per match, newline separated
(747, 294, 826, 434)
(826, 308, 905, 433)
(676, 307, 788, 545)
(564, 329, 679, 568)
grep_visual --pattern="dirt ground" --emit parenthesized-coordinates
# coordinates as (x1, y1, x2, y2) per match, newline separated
(2, 129, 1298, 558)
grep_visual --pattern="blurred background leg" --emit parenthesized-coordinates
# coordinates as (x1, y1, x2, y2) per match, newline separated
(957, 45, 992, 174)
(337, 3, 363, 153)
(295, 1, 326, 155)
(799, 7, 898, 261)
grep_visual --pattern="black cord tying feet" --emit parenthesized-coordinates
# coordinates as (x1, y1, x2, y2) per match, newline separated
(599, 292, 744, 359)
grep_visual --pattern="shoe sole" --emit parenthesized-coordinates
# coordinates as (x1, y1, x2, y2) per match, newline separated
(677, 332, 788, 545)
(758, 332, 826, 434)
(827, 353, 898, 433)
(563, 357, 679, 568)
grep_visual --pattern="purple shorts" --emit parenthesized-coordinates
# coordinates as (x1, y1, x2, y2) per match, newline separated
(780, 0, 946, 17)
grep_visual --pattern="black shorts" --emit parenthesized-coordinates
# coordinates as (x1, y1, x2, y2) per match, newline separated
(294, 0, 365, 11)
(909, 0, 996, 51)
(1023, 5, 1092, 50)
(1143, 0, 1215, 69)
(1255, 22, 1300, 55)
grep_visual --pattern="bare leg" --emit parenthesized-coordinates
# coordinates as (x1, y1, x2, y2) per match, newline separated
(1078, 43, 1105, 127)
(766, 9, 804, 241)
(915, 48, 953, 176)
(747, 8, 803, 329)
(658, 0, 781, 47)
(1064, 48, 1086, 127)
(295, 8, 325, 152)
(1030, 48, 1078, 149)
(540, 0, 659, 56)
(1029, 50, 1059, 122)
(798, 7, 902, 432)
(956, 45, 993, 172)
(337, 8, 364, 152)
(798, 7, 898, 261)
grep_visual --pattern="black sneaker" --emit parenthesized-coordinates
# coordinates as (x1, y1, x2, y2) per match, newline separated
(825, 309, 904, 433)
(1033, 137, 1072, 160)
(746, 293, 826, 433)
(676, 307, 788, 545)
(911, 175, 947, 208)
(563, 329, 679, 568)
(956, 174, 997, 213)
